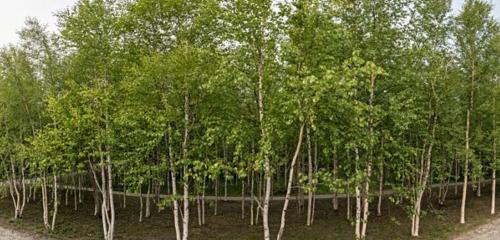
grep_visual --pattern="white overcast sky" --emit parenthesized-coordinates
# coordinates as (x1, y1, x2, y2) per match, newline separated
(0, 0, 77, 46)
(0, 0, 499, 47)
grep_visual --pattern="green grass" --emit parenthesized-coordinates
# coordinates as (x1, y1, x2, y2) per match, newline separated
(0, 186, 499, 239)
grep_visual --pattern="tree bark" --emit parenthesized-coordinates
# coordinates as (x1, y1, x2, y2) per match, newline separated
(461, 65, 475, 224)
(181, 94, 190, 240)
(51, 175, 58, 231)
(241, 179, 245, 219)
(332, 147, 338, 211)
(250, 170, 255, 226)
(78, 173, 83, 203)
(197, 194, 202, 226)
(360, 73, 377, 238)
(214, 177, 219, 216)
(167, 129, 181, 240)
(146, 180, 151, 218)
(411, 125, 436, 236)
(41, 175, 50, 229)
(492, 95, 497, 215)
(254, 44, 271, 240)
(73, 175, 78, 211)
(377, 139, 385, 216)
(276, 124, 305, 240)
(139, 187, 143, 222)
(354, 148, 362, 239)
(306, 127, 313, 226)
(202, 180, 206, 225)
(377, 162, 383, 217)
(9, 155, 21, 219)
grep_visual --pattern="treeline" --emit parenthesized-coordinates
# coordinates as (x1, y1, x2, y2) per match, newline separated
(0, 0, 499, 239)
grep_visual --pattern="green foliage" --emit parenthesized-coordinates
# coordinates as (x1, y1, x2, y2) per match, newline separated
(0, 0, 499, 239)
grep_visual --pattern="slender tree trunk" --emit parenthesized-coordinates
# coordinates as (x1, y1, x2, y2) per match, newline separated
(182, 179, 189, 240)
(461, 67, 475, 224)
(306, 127, 313, 226)
(477, 170, 482, 197)
(256, 173, 262, 225)
(202, 178, 206, 225)
(332, 147, 338, 211)
(224, 174, 228, 201)
(27, 184, 31, 204)
(139, 187, 143, 222)
(78, 173, 82, 203)
(412, 91, 438, 236)
(298, 155, 304, 215)
(411, 142, 434, 237)
(167, 129, 181, 240)
(7, 176, 19, 219)
(461, 110, 471, 224)
(33, 182, 37, 202)
(9, 156, 21, 219)
(355, 184, 362, 238)
(90, 143, 115, 240)
(276, 124, 305, 240)
(361, 165, 371, 237)
(51, 175, 58, 231)
(262, 164, 271, 240)
(73, 175, 78, 211)
(88, 163, 101, 217)
(255, 47, 271, 240)
(65, 187, 69, 206)
(181, 94, 190, 240)
(377, 163, 383, 217)
(99, 153, 109, 240)
(197, 194, 202, 226)
(41, 175, 50, 229)
(311, 139, 318, 225)
(251, 170, 255, 226)
(492, 96, 497, 215)
(355, 148, 362, 239)
(377, 139, 385, 217)
(123, 184, 127, 209)
(492, 169, 496, 215)
(214, 177, 219, 216)
(223, 143, 228, 202)
(241, 179, 245, 219)
(20, 160, 26, 217)
(167, 171, 171, 195)
(156, 180, 161, 213)
(146, 180, 151, 218)
(360, 73, 377, 238)
(106, 152, 116, 240)
(347, 188, 351, 220)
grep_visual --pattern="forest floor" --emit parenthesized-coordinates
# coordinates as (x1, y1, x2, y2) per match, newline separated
(454, 216, 500, 240)
(0, 185, 500, 239)
(0, 225, 45, 240)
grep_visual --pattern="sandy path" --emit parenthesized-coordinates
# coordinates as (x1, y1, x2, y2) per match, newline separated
(0, 225, 41, 240)
(454, 217, 500, 240)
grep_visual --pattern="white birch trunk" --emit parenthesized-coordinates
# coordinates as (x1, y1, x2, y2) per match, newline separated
(306, 127, 313, 226)
(276, 124, 304, 240)
(167, 130, 181, 240)
(51, 175, 58, 231)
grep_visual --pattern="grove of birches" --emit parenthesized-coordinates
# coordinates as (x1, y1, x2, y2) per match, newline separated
(0, 0, 499, 239)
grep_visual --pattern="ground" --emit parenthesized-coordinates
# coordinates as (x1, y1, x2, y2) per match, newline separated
(0, 225, 43, 240)
(454, 217, 500, 240)
(1, 186, 500, 239)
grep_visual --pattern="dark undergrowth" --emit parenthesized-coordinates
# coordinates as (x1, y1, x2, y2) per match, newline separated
(0, 185, 499, 240)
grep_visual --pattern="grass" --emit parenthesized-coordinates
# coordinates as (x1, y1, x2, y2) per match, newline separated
(0, 185, 499, 240)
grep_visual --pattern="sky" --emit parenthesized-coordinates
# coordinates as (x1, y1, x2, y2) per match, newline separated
(0, 0, 499, 46)
(0, 0, 77, 46)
